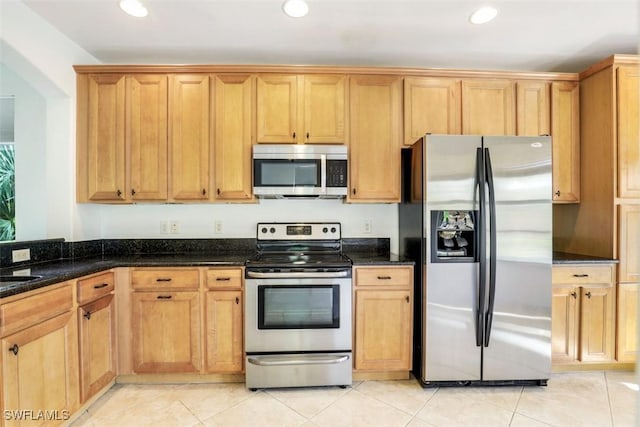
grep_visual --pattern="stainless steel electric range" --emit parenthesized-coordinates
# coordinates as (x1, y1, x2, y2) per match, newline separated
(244, 222, 353, 390)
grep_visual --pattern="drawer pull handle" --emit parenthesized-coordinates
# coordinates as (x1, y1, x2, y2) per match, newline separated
(157, 295, 172, 300)
(573, 274, 589, 278)
(93, 283, 108, 289)
(571, 291, 577, 299)
(585, 291, 592, 299)
(8, 344, 19, 356)
(235, 297, 240, 304)
(84, 311, 92, 320)
(377, 276, 392, 280)
(216, 277, 231, 281)
(156, 278, 172, 282)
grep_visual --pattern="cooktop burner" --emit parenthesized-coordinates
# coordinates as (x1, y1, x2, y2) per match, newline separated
(247, 222, 352, 269)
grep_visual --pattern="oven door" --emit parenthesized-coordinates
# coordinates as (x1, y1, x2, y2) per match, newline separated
(245, 275, 352, 353)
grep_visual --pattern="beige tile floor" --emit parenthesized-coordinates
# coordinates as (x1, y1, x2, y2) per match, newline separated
(70, 370, 637, 427)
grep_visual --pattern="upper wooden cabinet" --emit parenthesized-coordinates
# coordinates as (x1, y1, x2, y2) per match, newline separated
(462, 79, 516, 135)
(617, 65, 640, 199)
(618, 205, 640, 283)
(403, 77, 462, 145)
(169, 74, 211, 201)
(348, 75, 402, 202)
(77, 74, 126, 202)
(213, 74, 255, 201)
(516, 81, 550, 136)
(256, 74, 346, 144)
(551, 81, 580, 203)
(127, 74, 169, 201)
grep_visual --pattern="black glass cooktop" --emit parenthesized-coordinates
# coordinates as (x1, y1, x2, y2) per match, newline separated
(246, 252, 352, 268)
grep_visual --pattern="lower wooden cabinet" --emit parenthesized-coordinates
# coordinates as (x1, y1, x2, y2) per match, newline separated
(131, 291, 201, 373)
(616, 282, 638, 363)
(353, 266, 413, 372)
(78, 294, 116, 403)
(1, 311, 78, 426)
(205, 291, 243, 373)
(551, 264, 616, 365)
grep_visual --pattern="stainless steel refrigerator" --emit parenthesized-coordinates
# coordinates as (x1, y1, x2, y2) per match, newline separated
(399, 135, 552, 386)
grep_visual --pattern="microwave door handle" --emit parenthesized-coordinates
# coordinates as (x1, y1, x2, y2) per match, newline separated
(321, 154, 327, 195)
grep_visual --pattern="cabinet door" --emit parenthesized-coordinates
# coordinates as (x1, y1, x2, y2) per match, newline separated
(617, 65, 640, 198)
(2, 312, 78, 425)
(403, 77, 461, 145)
(81, 74, 126, 201)
(349, 75, 402, 202)
(516, 81, 550, 136)
(127, 74, 168, 201)
(205, 291, 243, 373)
(551, 81, 580, 202)
(169, 74, 210, 200)
(616, 282, 638, 363)
(131, 291, 201, 373)
(256, 75, 298, 143)
(78, 294, 116, 403)
(618, 205, 640, 283)
(354, 289, 412, 370)
(213, 74, 254, 201)
(303, 75, 347, 144)
(551, 284, 579, 363)
(579, 285, 615, 362)
(461, 79, 515, 135)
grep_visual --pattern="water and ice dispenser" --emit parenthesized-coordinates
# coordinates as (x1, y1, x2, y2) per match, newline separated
(431, 210, 477, 263)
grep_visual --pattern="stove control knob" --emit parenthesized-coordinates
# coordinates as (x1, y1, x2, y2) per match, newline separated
(331, 227, 337, 233)
(261, 227, 268, 234)
(322, 227, 328, 233)
(270, 227, 276, 234)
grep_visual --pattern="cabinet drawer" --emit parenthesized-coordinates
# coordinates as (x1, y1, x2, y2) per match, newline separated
(131, 269, 200, 290)
(354, 267, 413, 287)
(0, 285, 73, 336)
(552, 265, 614, 285)
(206, 268, 243, 289)
(77, 271, 115, 304)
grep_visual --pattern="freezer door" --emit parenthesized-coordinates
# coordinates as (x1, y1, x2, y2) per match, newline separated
(481, 136, 552, 381)
(423, 135, 482, 382)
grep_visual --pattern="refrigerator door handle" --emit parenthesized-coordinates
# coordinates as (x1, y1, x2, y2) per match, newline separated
(475, 147, 486, 347)
(483, 147, 497, 347)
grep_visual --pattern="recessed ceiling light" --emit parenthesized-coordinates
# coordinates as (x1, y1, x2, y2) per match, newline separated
(282, 0, 309, 18)
(469, 6, 498, 25)
(120, 0, 148, 18)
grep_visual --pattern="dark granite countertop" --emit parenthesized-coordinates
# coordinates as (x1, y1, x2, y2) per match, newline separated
(346, 252, 414, 265)
(0, 253, 252, 299)
(553, 252, 618, 264)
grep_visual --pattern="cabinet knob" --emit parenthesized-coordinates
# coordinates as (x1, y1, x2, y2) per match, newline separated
(306, 132, 310, 139)
(352, 188, 357, 195)
(585, 291, 592, 299)
(84, 311, 92, 320)
(377, 276, 392, 280)
(157, 295, 172, 300)
(94, 283, 108, 289)
(554, 190, 560, 197)
(156, 278, 172, 282)
(292, 132, 296, 139)
(573, 274, 589, 278)
(217, 188, 221, 196)
(216, 277, 231, 281)
(202, 188, 207, 196)
(235, 297, 240, 304)
(117, 189, 122, 197)
(405, 295, 410, 303)
(571, 291, 577, 299)
(131, 189, 136, 196)
(8, 344, 19, 356)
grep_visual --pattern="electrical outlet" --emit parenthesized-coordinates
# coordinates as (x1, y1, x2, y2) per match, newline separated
(12, 249, 31, 263)
(363, 219, 372, 234)
(214, 220, 223, 234)
(160, 221, 169, 234)
(170, 220, 179, 234)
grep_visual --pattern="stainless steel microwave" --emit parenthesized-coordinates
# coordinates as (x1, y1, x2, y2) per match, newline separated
(252, 145, 348, 199)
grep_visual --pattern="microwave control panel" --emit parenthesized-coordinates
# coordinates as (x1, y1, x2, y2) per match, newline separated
(327, 160, 348, 187)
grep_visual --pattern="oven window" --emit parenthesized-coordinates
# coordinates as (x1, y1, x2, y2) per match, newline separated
(258, 285, 340, 329)
(254, 159, 320, 187)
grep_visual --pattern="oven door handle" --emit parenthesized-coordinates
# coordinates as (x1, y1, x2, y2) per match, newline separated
(246, 271, 350, 279)
(247, 354, 350, 366)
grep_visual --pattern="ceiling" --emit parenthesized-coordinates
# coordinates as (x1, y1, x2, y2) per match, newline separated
(19, 0, 640, 73)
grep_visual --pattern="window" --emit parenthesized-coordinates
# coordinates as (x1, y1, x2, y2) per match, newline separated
(0, 97, 15, 241)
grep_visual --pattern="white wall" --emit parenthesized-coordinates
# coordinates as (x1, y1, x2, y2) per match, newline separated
(0, 2, 401, 252)
(0, 65, 47, 241)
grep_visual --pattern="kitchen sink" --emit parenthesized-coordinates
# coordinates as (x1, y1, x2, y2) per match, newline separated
(0, 275, 42, 285)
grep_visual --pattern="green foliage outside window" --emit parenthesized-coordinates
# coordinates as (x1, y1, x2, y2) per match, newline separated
(0, 145, 15, 241)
